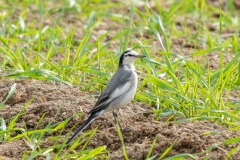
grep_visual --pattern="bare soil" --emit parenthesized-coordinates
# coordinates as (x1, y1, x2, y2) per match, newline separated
(1, 0, 240, 159)
(0, 79, 240, 159)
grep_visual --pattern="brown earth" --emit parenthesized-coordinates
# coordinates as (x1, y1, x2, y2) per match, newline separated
(0, 79, 240, 159)
(1, 0, 240, 159)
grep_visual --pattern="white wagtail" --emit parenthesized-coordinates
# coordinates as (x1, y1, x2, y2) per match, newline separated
(66, 49, 145, 144)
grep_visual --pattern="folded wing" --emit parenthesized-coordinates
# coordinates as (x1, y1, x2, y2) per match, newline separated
(89, 69, 132, 113)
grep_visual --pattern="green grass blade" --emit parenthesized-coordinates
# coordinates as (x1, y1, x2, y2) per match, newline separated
(163, 153, 196, 160)
(158, 141, 175, 159)
(0, 83, 17, 108)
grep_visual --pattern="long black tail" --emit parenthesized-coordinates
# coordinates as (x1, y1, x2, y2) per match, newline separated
(66, 112, 99, 144)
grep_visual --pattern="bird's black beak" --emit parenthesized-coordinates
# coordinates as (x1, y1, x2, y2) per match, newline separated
(136, 55, 146, 58)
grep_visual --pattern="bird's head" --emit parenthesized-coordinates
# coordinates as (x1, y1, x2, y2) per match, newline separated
(119, 50, 145, 67)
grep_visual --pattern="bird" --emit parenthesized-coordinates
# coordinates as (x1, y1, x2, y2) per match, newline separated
(66, 49, 145, 144)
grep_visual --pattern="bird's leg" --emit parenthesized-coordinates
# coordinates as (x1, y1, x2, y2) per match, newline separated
(113, 109, 131, 132)
(113, 109, 123, 131)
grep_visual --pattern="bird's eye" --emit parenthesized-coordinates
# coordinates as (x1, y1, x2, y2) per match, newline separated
(125, 54, 133, 57)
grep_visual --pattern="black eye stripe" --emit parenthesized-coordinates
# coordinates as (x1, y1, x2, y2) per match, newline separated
(125, 54, 134, 57)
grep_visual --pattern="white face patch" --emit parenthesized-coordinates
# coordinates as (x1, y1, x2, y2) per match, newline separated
(123, 50, 140, 65)
(124, 50, 140, 57)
